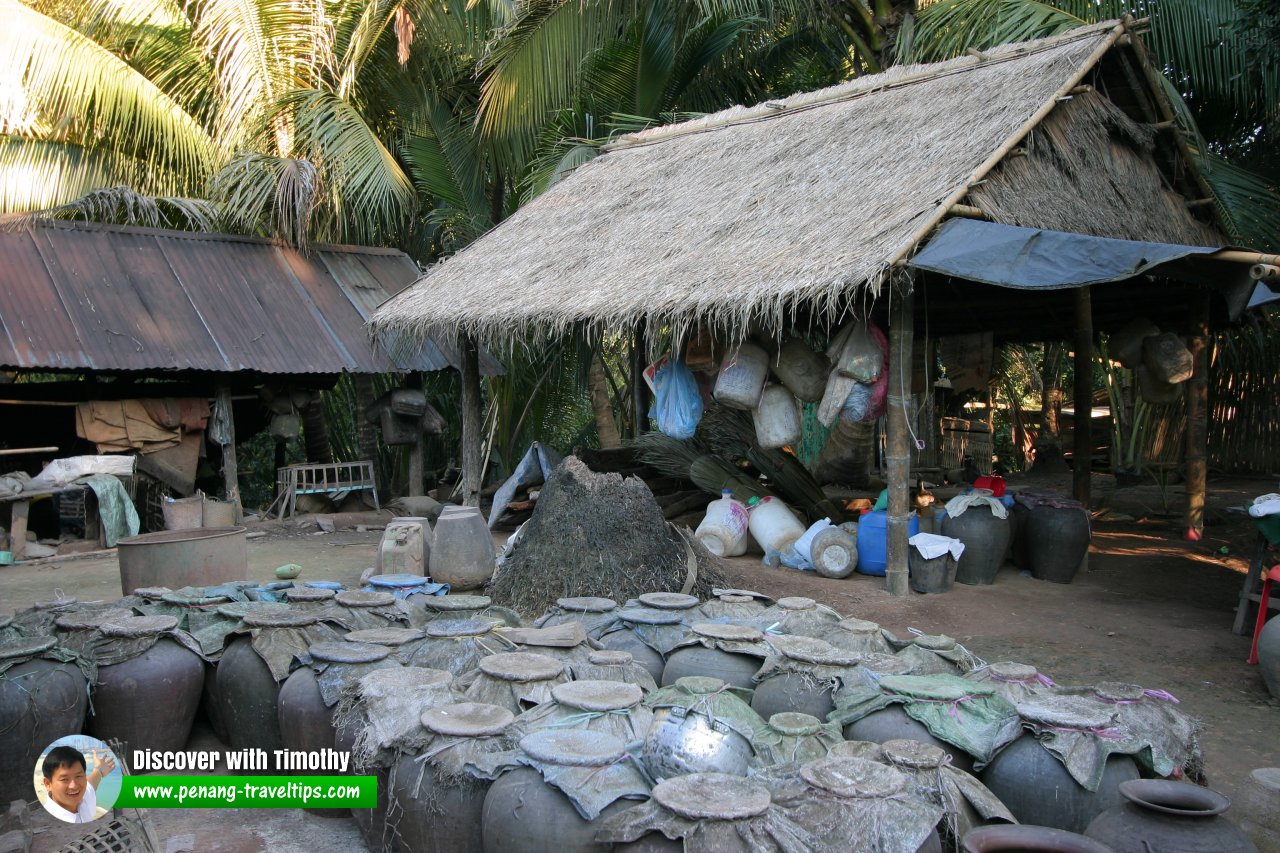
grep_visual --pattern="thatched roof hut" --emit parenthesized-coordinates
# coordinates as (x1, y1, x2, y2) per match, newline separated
(371, 19, 1241, 345)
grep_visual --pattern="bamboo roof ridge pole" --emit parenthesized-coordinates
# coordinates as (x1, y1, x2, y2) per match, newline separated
(886, 277, 915, 597)
(1072, 288, 1093, 506)
(1184, 293, 1211, 541)
(461, 334, 483, 508)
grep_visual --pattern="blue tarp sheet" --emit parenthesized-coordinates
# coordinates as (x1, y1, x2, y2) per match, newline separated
(908, 219, 1221, 290)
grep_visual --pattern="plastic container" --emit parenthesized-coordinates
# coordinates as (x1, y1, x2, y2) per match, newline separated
(808, 526, 857, 578)
(752, 384, 802, 448)
(854, 510, 920, 576)
(694, 491, 749, 557)
(375, 516, 432, 576)
(713, 342, 769, 410)
(746, 496, 807, 554)
(773, 337, 830, 402)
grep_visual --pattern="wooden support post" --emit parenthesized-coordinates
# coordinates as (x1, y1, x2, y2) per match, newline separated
(1184, 293, 1211, 540)
(460, 334, 483, 508)
(1072, 288, 1093, 506)
(406, 373, 425, 498)
(9, 500, 30, 559)
(886, 278, 915, 597)
(215, 383, 242, 522)
(631, 320, 650, 437)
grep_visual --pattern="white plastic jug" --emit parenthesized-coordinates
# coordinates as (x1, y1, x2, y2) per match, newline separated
(694, 490, 749, 557)
(746, 496, 807, 553)
(752, 384, 802, 449)
(713, 342, 769, 410)
(376, 516, 432, 575)
(807, 526, 857, 578)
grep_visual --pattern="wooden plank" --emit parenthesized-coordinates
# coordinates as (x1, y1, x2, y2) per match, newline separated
(9, 499, 29, 559)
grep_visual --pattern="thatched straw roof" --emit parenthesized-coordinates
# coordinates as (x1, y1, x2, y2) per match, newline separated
(374, 20, 1189, 344)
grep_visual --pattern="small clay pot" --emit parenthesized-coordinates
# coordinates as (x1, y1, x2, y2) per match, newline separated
(1084, 779, 1257, 852)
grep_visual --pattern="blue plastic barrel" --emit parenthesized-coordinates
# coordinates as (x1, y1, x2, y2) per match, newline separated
(855, 510, 920, 576)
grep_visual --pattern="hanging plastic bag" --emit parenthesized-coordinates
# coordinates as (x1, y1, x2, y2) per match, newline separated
(836, 321, 884, 383)
(651, 357, 703, 440)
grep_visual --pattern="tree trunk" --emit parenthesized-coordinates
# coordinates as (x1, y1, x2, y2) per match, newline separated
(460, 334, 483, 508)
(1032, 342, 1069, 473)
(1184, 294, 1210, 540)
(589, 351, 621, 448)
(301, 400, 333, 463)
(885, 278, 914, 597)
(875, 0, 919, 67)
(631, 321, 649, 437)
(353, 375, 380, 498)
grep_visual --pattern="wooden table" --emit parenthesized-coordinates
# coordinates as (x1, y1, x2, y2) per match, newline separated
(1233, 519, 1280, 635)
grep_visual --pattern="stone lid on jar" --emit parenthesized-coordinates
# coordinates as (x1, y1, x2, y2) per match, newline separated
(243, 608, 320, 628)
(161, 591, 230, 606)
(519, 729, 626, 767)
(618, 607, 684, 626)
(551, 680, 642, 712)
(654, 773, 771, 820)
(479, 652, 565, 682)
(673, 676, 728, 695)
(99, 615, 179, 637)
(132, 587, 171, 599)
(556, 596, 617, 613)
(345, 628, 425, 647)
(802, 757, 906, 799)
(0, 636, 58, 659)
(425, 618, 492, 638)
(588, 650, 633, 666)
(776, 596, 816, 611)
(717, 594, 755, 604)
(692, 622, 762, 643)
(768, 635, 860, 666)
(336, 590, 396, 608)
(767, 712, 824, 737)
(988, 662, 1039, 682)
(836, 618, 882, 635)
(55, 608, 133, 631)
(1093, 682, 1145, 702)
(857, 653, 913, 675)
(1016, 695, 1114, 730)
(285, 587, 335, 602)
(881, 739, 946, 770)
(422, 701, 514, 738)
(827, 740, 884, 761)
(310, 641, 390, 664)
(638, 592, 700, 610)
(911, 634, 957, 652)
(422, 594, 491, 611)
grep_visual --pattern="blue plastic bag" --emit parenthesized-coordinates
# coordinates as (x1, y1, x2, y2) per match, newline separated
(651, 357, 703, 440)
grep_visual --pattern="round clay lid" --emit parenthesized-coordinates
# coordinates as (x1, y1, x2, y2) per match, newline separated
(881, 739, 947, 770)
(638, 592, 700, 610)
(345, 628, 424, 647)
(55, 608, 133, 631)
(367, 574, 429, 588)
(243, 608, 320, 628)
(285, 587, 335, 602)
(674, 676, 728, 695)
(216, 602, 266, 619)
(132, 587, 171, 598)
(768, 712, 824, 737)
(364, 666, 451, 696)
(857, 653, 913, 675)
(479, 652, 565, 682)
(692, 622, 762, 642)
(618, 607, 684, 626)
(988, 662, 1039, 682)
(827, 740, 885, 761)
(654, 773, 771, 820)
(422, 702, 514, 737)
(1094, 682, 1146, 702)
(1250, 768, 1280, 792)
(425, 618, 491, 638)
(802, 757, 906, 799)
(911, 634, 957, 651)
(422, 594, 491, 611)
(1016, 696, 1115, 730)
(34, 596, 78, 610)
(336, 590, 395, 608)
(99, 615, 178, 638)
(768, 635, 860, 666)
(551, 680, 642, 712)
(717, 594, 755, 604)
(161, 591, 229, 606)
(0, 636, 58, 659)
(556, 597, 617, 613)
(837, 618, 881, 634)
(309, 641, 390, 664)
(588, 650, 633, 666)
(776, 596, 816, 611)
(879, 675, 991, 702)
(519, 729, 627, 767)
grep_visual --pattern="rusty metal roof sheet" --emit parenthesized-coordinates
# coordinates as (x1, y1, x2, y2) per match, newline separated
(0, 221, 499, 375)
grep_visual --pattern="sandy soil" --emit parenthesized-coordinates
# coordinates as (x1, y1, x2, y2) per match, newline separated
(3, 475, 1277, 851)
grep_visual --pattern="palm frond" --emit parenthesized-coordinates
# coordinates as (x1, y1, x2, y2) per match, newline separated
(399, 94, 489, 217)
(0, 138, 186, 211)
(1198, 152, 1280, 252)
(8, 184, 219, 230)
(210, 152, 319, 245)
(901, 0, 1087, 64)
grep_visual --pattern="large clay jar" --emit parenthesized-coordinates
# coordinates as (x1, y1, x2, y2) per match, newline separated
(963, 825, 1116, 852)
(414, 594, 521, 629)
(0, 637, 89, 805)
(1010, 502, 1033, 571)
(1254, 616, 1280, 698)
(481, 730, 645, 853)
(600, 609, 682, 683)
(661, 623, 765, 690)
(750, 636, 858, 722)
(1084, 779, 1257, 852)
(430, 506, 496, 590)
(1237, 767, 1280, 851)
(217, 634, 288, 767)
(980, 734, 1138, 834)
(86, 615, 205, 765)
(391, 702, 515, 853)
(942, 508, 1011, 586)
(695, 593, 766, 625)
(463, 652, 569, 714)
(534, 597, 620, 640)
(844, 705, 975, 774)
(1026, 506, 1091, 584)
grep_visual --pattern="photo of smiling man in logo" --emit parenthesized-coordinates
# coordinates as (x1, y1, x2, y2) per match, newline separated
(34, 737, 120, 823)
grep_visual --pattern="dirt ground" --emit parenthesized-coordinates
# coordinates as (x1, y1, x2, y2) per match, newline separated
(3, 473, 1278, 851)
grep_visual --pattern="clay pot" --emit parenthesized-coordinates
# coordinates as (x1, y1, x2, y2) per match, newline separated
(1026, 507, 1090, 584)
(0, 638, 89, 805)
(1084, 779, 1257, 852)
(963, 825, 1116, 852)
(88, 635, 204, 765)
(482, 766, 632, 853)
(202, 662, 230, 744)
(335, 708, 393, 851)
(430, 507, 496, 591)
(1236, 767, 1280, 851)
(278, 667, 342, 817)
(909, 550, 958, 594)
(942, 509, 1011, 586)
(1010, 502, 1033, 571)
(843, 705, 974, 774)
(1254, 616, 1280, 698)
(615, 834, 685, 852)
(662, 638, 761, 690)
(600, 630, 666, 683)
(751, 672, 836, 722)
(216, 636, 286, 768)
(979, 734, 1139, 834)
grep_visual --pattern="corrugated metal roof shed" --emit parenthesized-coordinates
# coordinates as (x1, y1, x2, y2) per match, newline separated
(0, 220, 498, 375)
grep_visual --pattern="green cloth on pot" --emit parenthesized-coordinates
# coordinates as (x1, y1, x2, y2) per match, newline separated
(76, 474, 139, 547)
